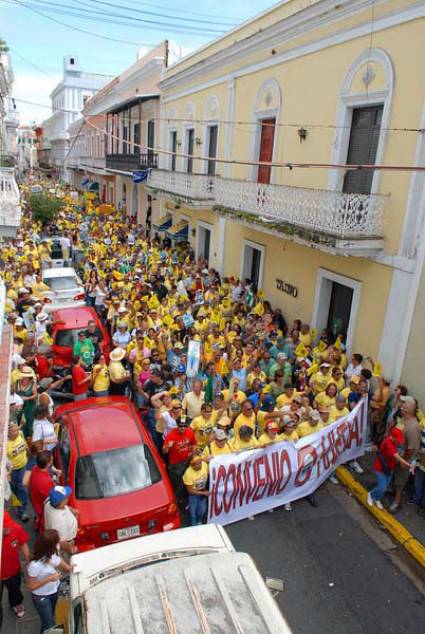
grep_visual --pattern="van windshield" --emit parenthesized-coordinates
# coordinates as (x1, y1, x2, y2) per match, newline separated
(75, 444, 161, 499)
(44, 276, 79, 290)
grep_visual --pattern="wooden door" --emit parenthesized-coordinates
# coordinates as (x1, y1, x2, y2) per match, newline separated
(343, 106, 383, 194)
(257, 118, 276, 184)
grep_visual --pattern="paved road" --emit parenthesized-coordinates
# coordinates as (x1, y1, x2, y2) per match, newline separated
(226, 483, 425, 634)
(4, 482, 425, 633)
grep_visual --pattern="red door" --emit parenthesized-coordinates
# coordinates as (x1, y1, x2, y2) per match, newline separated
(257, 118, 276, 184)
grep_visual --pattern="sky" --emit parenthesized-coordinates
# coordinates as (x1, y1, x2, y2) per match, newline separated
(0, 0, 279, 124)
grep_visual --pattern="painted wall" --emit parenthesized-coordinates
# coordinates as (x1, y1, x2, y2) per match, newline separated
(400, 259, 425, 406)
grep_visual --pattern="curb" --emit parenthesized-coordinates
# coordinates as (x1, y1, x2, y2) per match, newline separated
(335, 466, 425, 569)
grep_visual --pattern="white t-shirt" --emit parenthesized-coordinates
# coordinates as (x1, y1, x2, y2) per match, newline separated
(32, 418, 57, 451)
(27, 554, 61, 596)
(161, 411, 178, 436)
(60, 236, 71, 249)
(44, 503, 78, 542)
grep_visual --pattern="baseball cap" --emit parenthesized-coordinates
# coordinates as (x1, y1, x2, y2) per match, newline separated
(401, 395, 416, 407)
(49, 485, 72, 507)
(262, 395, 275, 411)
(310, 410, 321, 421)
(282, 415, 294, 426)
(15, 317, 24, 326)
(214, 428, 226, 441)
(265, 421, 279, 432)
(177, 364, 186, 374)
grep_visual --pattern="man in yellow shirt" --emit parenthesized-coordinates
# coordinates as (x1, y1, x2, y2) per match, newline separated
(258, 421, 281, 446)
(329, 395, 350, 423)
(182, 379, 205, 420)
(230, 425, 259, 452)
(202, 429, 233, 458)
(297, 410, 324, 438)
(310, 363, 331, 395)
(276, 384, 302, 409)
(7, 423, 29, 521)
(190, 403, 217, 448)
(233, 400, 256, 436)
(183, 456, 209, 526)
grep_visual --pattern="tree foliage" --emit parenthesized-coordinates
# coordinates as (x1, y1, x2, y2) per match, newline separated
(29, 194, 61, 226)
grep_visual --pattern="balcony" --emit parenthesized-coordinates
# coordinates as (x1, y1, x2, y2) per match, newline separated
(214, 178, 385, 253)
(79, 156, 106, 171)
(106, 153, 141, 173)
(147, 169, 214, 207)
(0, 168, 21, 237)
(140, 153, 158, 169)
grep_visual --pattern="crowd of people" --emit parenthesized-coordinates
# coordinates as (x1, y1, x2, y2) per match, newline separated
(1, 182, 425, 629)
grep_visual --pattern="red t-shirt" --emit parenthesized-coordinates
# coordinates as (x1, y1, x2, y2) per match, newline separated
(29, 466, 54, 517)
(1, 519, 29, 579)
(373, 436, 398, 473)
(72, 364, 88, 395)
(35, 354, 53, 380)
(164, 428, 196, 465)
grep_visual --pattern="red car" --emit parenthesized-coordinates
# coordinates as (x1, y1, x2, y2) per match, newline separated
(54, 397, 180, 551)
(50, 306, 111, 368)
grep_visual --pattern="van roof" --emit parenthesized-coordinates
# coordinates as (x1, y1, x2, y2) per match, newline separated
(61, 399, 143, 455)
(82, 551, 289, 633)
(42, 267, 78, 279)
(51, 305, 98, 329)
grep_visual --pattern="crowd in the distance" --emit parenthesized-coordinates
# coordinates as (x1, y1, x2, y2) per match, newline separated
(1, 182, 424, 629)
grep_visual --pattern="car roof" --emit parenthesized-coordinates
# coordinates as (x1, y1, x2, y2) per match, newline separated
(57, 398, 144, 455)
(42, 267, 78, 279)
(51, 306, 98, 329)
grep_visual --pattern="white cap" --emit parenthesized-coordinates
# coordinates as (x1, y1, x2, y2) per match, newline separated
(15, 317, 24, 326)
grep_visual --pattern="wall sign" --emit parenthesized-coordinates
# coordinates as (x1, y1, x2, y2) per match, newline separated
(276, 278, 298, 298)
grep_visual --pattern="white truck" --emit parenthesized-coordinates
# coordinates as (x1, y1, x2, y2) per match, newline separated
(47, 524, 290, 634)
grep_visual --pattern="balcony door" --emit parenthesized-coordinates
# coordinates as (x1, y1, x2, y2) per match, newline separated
(170, 130, 177, 171)
(147, 120, 155, 159)
(257, 118, 275, 184)
(343, 105, 383, 194)
(207, 125, 218, 176)
(197, 223, 211, 265)
(241, 240, 264, 290)
(133, 123, 140, 154)
(327, 282, 353, 340)
(186, 128, 194, 173)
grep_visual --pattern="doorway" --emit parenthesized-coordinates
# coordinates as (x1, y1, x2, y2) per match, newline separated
(312, 268, 361, 352)
(197, 223, 212, 265)
(257, 118, 276, 184)
(241, 240, 265, 289)
(327, 282, 353, 339)
(206, 125, 218, 176)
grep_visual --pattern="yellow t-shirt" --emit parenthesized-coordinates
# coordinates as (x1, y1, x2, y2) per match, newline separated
(299, 332, 312, 347)
(276, 392, 302, 409)
(328, 377, 345, 393)
(329, 406, 349, 423)
(258, 432, 280, 446)
(92, 364, 110, 392)
(311, 372, 331, 394)
(202, 440, 233, 457)
(7, 432, 28, 469)
(109, 361, 127, 383)
(221, 389, 246, 405)
(256, 410, 270, 434)
(247, 371, 267, 387)
(190, 415, 216, 447)
(230, 436, 259, 452)
(314, 393, 336, 408)
(233, 412, 256, 436)
(279, 430, 299, 442)
(182, 392, 205, 419)
(183, 462, 209, 490)
(297, 421, 324, 438)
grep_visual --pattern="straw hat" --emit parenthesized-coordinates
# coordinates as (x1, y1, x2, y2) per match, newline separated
(109, 348, 126, 362)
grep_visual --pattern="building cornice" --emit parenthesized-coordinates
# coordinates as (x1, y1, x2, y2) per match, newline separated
(160, 0, 413, 92)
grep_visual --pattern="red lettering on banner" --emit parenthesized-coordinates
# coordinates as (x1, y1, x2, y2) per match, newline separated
(348, 415, 361, 447)
(275, 449, 291, 493)
(295, 445, 317, 486)
(211, 465, 225, 518)
(253, 456, 267, 501)
(223, 463, 236, 514)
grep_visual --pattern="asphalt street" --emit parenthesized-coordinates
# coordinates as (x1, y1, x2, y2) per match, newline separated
(226, 483, 425, 634)
(3, 482, 425, 633)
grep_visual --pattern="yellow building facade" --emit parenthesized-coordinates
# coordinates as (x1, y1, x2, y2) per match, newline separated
(147, 0, 425, 391)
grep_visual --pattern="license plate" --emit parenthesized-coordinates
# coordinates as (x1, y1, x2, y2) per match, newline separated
(117, 525, 140, 540)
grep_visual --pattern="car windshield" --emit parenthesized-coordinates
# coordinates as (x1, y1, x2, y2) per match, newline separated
(55, 328, 87, 348)
(75, 444, 161, 499)
(44, 276, 79, 291)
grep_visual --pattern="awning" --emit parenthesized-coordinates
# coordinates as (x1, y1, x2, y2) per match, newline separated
(166, 220, 189, 242)
(154, 214, 172, 231)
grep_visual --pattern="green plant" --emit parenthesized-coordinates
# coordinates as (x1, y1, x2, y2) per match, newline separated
(29, 194, 61, 226)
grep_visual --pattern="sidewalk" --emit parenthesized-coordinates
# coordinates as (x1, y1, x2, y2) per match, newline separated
(354, 453, 425, 547)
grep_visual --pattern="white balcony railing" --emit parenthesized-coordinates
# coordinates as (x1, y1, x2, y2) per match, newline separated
(214, 177, 385, 239)
(147, 169, 386, 242)
(0, 168, 21, 233)
(148, 169, 214, 203)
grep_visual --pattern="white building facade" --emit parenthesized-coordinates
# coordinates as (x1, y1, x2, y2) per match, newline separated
(42, 55, 113, 179)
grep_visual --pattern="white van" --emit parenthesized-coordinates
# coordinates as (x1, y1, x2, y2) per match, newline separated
(48, 525, 290, 634)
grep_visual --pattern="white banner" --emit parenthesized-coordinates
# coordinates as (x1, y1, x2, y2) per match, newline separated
(208, 398, 368, 525)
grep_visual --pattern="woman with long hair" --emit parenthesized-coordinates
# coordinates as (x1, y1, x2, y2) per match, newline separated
(27, 529, 71, 633)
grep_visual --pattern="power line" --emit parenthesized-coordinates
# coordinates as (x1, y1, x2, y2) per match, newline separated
(85, 0, 239, 23)
(9, 0, 228, 35)
(9, 48, 57, 80)
(13, 97, 425, 135)
(12, 98, 425, 173)
(6, 0, 164, 46)
(73, 0, 239, 27)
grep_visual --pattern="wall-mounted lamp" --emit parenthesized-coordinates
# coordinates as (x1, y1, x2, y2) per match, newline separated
(297, 127, 307, 143)
(195, 137, 203, 146)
